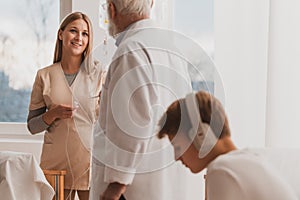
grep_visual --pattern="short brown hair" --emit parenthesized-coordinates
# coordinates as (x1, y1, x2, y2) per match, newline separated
(157, 91, 230, 139)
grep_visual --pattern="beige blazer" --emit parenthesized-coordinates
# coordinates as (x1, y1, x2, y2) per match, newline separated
(30, 62, 102, 190)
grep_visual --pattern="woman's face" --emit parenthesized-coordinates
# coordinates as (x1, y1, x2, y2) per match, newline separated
(59, 19, 89, 57)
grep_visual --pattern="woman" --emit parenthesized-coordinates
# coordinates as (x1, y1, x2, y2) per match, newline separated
(27, 12, 103, 200)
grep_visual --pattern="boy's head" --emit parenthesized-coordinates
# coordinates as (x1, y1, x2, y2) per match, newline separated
(157, 91, 231, 172)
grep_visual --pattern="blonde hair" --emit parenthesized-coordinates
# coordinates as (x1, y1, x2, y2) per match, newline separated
(53, 12, 93, 72)
(109, 0, 152, 16)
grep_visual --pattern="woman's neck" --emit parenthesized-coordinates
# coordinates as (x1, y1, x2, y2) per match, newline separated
(60, 55, 82, 74)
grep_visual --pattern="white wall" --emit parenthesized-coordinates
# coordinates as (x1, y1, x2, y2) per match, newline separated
(214, 0, 270, 148)
(265, 0, 300, 147)
(215, 0, 300, 148)
(72, 0, 106, 47)
(0, 123, 43, 162)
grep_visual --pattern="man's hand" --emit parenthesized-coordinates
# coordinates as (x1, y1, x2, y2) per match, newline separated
(100, 182, 126, 200)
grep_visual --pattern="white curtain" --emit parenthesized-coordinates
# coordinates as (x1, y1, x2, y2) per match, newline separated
(215, 0, 300, 148)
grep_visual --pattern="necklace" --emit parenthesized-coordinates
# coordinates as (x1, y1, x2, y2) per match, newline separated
(64, 72, 78, 86)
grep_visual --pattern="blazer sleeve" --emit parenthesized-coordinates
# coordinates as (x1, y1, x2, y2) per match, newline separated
(29, 70, 46, 110)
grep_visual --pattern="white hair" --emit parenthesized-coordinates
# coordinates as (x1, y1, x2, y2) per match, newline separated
(110, 0, 152, 16)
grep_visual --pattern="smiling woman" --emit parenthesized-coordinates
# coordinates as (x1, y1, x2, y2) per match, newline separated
(26, 11, 104, 200)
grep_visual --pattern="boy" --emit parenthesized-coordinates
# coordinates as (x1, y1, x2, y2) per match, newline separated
(157, 91, 297, 200)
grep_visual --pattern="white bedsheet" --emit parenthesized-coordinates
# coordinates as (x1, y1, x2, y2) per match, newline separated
(0, 151, 54, 200)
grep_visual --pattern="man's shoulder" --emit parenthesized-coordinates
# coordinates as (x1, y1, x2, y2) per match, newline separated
(112, 38, 148, 63)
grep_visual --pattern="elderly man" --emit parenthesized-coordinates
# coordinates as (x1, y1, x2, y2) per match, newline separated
(90, 0, 197, 199)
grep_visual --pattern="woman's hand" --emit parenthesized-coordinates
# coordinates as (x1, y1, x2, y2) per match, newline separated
(42, 104, 75, 125)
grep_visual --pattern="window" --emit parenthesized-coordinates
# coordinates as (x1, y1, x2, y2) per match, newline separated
(173, 0, 214, 93)
(173, 0, 214, 58)
(0, 0, 59, 123)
